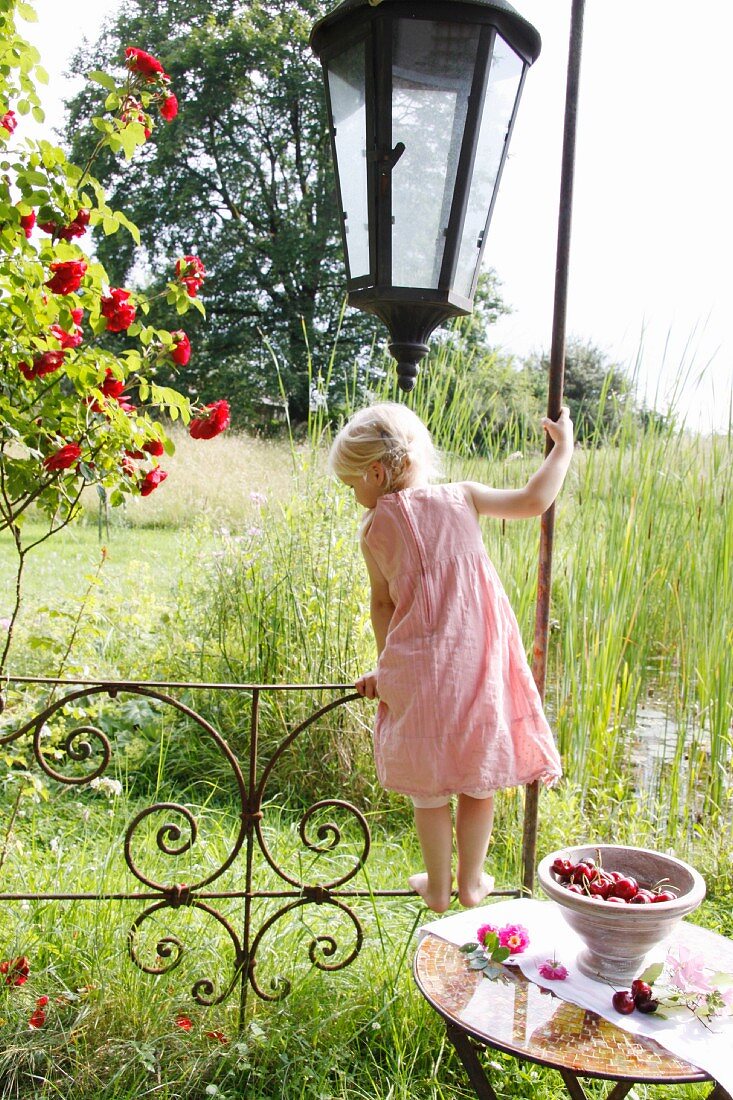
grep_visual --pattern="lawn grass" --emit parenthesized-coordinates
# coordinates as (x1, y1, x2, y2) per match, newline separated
(1, 784, 730, 1099)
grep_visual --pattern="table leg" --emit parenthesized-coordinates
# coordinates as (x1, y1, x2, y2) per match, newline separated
(605, 1082, 635, 1099)
(558, 1071, 635, 1099)
(444, 1021, 722, 1100)
(558, 1069, 591, 1099)
(445, 1022, 500, 1100)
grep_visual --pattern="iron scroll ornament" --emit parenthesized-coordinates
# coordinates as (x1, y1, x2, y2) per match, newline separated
(0, 679, 386, 1018)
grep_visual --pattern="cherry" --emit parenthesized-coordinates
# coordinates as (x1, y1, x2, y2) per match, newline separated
(565, 883, 585, 894)
(611, 876, 638, 901)
(635, 995, 659, 1014)
(572, 864, 601, 887)
(651, 890, 676, 902)
(588, 873, 614, 899)
(631, 979, 652, 1000)
(604, 895, 627, 904)
(612, 990, 636, 1014)
(551, 857, 575, 879)
(629, 889, 655, 904)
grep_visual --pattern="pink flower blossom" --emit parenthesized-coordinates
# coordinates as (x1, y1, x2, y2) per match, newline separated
(538, 958, 568, 981)
(498, 924, 530, 954)
(666, 946, 713, 992)
(476, 923, 498, 948)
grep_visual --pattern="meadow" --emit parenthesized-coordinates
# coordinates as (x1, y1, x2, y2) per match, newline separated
(1, 388, 732, 1098)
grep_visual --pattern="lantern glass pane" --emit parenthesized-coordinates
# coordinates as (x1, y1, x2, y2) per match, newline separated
(326, 40, 370, 279)
(391, 20, 480, 289)
(454, 37, 523, 299)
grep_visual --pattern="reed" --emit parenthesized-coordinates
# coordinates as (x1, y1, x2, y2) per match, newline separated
(2, 359, 731, 831)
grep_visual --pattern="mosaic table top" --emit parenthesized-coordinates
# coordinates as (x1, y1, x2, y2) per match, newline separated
(414, 920, 733, 1083)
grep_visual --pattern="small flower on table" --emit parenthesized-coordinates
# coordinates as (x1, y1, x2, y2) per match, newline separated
(538, 957, 569, 981)
(461, 922, 530, 982)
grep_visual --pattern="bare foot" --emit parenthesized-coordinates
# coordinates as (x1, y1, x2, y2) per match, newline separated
(457, 871, 495, 908)
(408, 872, 452, 914)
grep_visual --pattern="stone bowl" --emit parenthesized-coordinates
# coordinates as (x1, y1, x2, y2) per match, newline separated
(537, 844, 706, 984)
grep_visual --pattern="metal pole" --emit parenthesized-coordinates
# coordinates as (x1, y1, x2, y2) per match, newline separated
(523, 0, 585, 895)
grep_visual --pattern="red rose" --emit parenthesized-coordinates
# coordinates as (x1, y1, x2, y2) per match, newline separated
(45, 259, 87, 295)
(189, 399, 231, 440)
(71, 307, 84, 324)
(43, 443, 81, 472)
(116, 395, 137, 414)
(160, 94, 178, 122)
(175, 1014, 192, 1031)
(19, 210, 35, 237)
(170, 330, 191, 366)
(1, 110, 17, 134)
(50, 322, 83, 350)
(175, 255, 206, 297)
(28, 1006, 46, 1029)
(101, 288, 136, 332)
(125, 47, 165, 81)
(59, 209, 90, 240)
(143, 438, 164, 456)
(19, 349, 66, 380)
(100, 369, 125, 398)
(39, 210, 90, 240)
(1, 956, 30, 986)
(140, 467, 168, 496)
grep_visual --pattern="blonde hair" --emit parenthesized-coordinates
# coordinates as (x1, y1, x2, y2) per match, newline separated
(328, 402, 438, 492)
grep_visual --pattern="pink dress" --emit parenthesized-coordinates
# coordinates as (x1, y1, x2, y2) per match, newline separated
(363, 483, 562, 801)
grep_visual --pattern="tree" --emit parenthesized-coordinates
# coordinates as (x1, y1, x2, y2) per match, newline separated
(525, 337, 638, 442)
(433, 270, 512, 361)
(63, 0, 382, 425)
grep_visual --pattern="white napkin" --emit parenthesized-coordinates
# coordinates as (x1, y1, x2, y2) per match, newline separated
(419, 897, 733, 1096)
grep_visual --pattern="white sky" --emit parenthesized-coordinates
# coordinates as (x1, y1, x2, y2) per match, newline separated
(21, 0, 733, 432)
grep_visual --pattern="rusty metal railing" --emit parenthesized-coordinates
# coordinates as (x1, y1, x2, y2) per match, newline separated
(0, 676, 531, 1024)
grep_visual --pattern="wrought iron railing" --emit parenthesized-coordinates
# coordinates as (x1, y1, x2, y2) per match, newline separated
(0, 676, 531, 1024)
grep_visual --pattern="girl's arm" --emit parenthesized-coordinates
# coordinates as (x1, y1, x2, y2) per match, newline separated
(463, 407, 574, 520)
(355, 535, 394, 699)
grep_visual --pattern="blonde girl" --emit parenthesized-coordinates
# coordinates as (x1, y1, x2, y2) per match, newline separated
(330, 402, 573, 913)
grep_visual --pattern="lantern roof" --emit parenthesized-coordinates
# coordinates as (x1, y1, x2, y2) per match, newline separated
(310, 0, 541, 65)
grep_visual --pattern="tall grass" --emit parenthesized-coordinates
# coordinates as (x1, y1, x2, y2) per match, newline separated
(2, 370, 731, 829)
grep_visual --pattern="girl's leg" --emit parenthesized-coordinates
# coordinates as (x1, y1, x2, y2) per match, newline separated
(455, 794, 495, 907)
(409, 804, 453, 913)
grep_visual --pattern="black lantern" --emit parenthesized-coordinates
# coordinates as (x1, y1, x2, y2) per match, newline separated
(310, 0, 541, 390)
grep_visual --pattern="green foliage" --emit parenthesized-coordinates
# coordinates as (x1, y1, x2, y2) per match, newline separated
(63, 0, 382, 424)
(524, 336, 640, 442)
(0, 0, 228, 677)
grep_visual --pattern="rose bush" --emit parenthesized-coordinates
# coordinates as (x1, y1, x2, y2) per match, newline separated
(0, 2, 231, 675)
